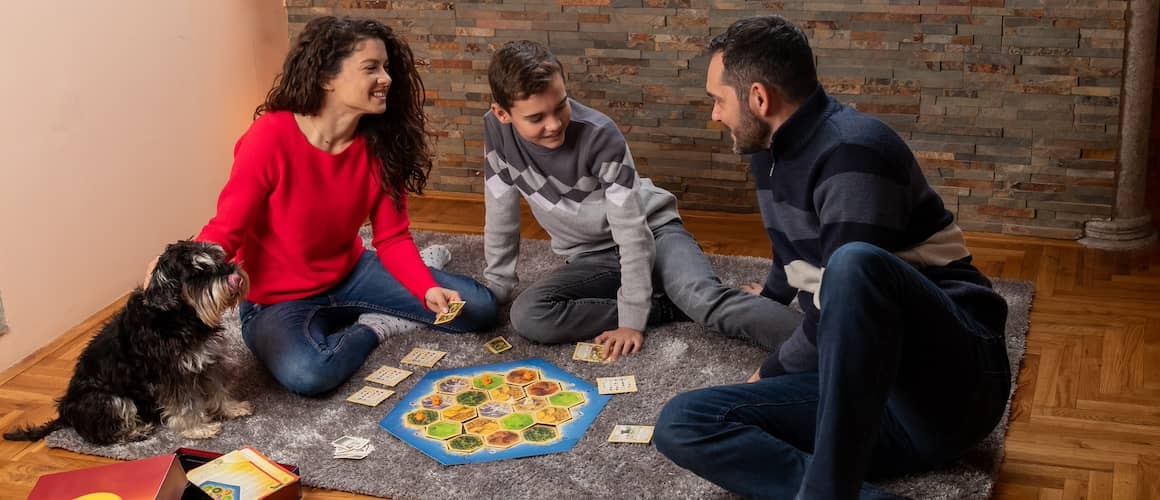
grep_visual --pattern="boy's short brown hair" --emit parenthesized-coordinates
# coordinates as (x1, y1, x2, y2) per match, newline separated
(487, 40, 565, 111)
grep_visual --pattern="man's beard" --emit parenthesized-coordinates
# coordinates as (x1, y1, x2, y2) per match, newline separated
(731, 104, 773, 155)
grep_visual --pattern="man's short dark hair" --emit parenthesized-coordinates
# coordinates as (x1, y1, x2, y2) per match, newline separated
(707, 16, 818, 104)
(488, 40, 565, 111)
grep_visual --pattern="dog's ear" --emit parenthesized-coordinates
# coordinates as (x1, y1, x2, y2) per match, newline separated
(143, 268, 181, 310)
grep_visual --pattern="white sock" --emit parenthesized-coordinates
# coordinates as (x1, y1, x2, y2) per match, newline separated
(358, 244, 452, 343)
(358, 314, 423, 343)
(419, 244, 451, 270)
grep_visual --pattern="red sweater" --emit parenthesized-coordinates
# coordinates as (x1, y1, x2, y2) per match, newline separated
(197, 111, 438, 305)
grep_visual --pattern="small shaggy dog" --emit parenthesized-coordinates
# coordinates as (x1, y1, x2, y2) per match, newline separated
(4, 240, 252, 445)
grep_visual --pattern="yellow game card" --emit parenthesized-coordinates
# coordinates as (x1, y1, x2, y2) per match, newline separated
(365, 365, 412, 387)
(572, 342, 605, 363)
(485, 336, 513, 354)
(346, 386, 394, 407)
(401, 348, 447, 367)
(608, 425, 654, 444)
(596, 375, 638, 394)
(433, 300, 466, 325)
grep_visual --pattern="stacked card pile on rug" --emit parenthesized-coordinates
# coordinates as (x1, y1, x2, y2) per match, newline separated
(331, 436, 374, 460)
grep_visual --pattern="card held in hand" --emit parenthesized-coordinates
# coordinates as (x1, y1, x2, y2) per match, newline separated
(596, 375, 638, 394)
(608, 424, 655, 444)
(572, 342, 605, 363)
(365, 365, 413, 387)
(401, 347, 447, 367)
(485, 336, 512, 354)
(433, 300, 466, 325)
(346, 386, 394, 407)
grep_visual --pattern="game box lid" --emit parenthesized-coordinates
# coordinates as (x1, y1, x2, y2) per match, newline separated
(27, 453, 190, 500)
(184, 446, 300, 500)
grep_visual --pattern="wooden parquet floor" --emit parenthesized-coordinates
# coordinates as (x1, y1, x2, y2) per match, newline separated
(2, 193, 1159, 499)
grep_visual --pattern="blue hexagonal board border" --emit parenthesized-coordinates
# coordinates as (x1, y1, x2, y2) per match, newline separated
(380, 358, 610, 465)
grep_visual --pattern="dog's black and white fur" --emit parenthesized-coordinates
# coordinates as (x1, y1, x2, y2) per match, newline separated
(4, 240, 252, 445)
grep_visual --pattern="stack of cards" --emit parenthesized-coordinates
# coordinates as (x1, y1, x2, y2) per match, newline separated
(485, 336, 512, 354)
(596, 375, 638, 395)
(434, 300, 466, 325)
(346, 386, 394, 407)
(572, 342, 606, 363)
(365, 365, 412, 387)
(332, 435, 374, 460)
(608, 425, 654, 444)
(401, 348, 447, 368)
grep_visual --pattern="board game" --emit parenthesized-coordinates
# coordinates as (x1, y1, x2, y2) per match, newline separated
(380, 358, 610, 465)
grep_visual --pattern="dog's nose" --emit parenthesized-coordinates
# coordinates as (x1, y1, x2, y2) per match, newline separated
(227, 273, 243, 292)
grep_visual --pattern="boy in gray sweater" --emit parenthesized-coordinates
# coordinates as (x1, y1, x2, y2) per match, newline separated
(482, 40, 799, 362)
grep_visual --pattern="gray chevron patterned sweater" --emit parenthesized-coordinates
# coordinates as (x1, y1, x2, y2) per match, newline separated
(482, 99, 680, 331)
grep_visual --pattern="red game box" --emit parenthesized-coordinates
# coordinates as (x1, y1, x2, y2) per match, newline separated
(27, 453, 190, 500)
(26, 448, 301, 500)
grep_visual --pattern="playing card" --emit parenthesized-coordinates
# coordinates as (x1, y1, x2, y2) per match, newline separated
(485, 336, 513, 354)
(608, 424, 654, 444)
(331, 435, 370, 449)
(401, 348, 447, 367)
(365, 365, 413, 387)
(334, 447, 373, 459)
(333, 442, 374, 459)
(433, 300, 466, 325)
(345, 386, 394, 406)
(572, 342, 605, 363)
(597, 375, 638, 394)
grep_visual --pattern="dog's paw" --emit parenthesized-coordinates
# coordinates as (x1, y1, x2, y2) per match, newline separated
(221, 400, 253, 419)
(180, 422, 222, 440)
(126, 424, 155, 442)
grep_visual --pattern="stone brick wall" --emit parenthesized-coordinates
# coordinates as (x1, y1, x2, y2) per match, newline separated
(286, 0, 1129, 238)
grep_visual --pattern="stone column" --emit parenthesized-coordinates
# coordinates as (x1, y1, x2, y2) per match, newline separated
(1081, 0, 1159, 250)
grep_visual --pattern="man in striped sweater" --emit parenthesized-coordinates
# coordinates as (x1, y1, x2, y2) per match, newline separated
(654, 16, 1013, 499)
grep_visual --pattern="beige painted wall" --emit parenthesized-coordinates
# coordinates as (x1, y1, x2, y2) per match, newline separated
(0, 1, 289, 371)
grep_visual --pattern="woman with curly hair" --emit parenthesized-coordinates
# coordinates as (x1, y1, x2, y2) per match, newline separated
(172, 16, 499, 396)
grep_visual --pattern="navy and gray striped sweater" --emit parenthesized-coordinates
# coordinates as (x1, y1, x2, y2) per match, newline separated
(754, 85, 1008, 377)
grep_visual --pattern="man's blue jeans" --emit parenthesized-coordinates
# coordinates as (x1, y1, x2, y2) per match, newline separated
(239, 250, 499, 396)
(655, 242, 1011, 499)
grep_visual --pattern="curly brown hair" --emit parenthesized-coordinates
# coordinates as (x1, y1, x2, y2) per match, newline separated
(256, 16, 431, 208)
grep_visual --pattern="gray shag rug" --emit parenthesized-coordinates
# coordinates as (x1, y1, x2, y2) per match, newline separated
(46, 231, 1033, 499)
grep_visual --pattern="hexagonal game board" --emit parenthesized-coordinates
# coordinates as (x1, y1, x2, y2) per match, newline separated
(380, 358, 610, 465)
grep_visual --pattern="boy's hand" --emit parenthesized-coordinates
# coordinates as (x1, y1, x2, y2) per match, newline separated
(594, 327, 643, 363)
(424, 287, 462, 314)
(740, 282, 763, 296)
(747, 366, 761, 383)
